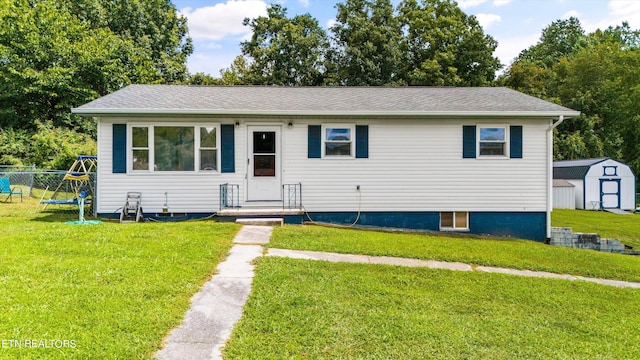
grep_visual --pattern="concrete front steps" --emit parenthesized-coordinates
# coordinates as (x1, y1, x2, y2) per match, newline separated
(217, 203, 304, 226)
(235, 218, 284, 226)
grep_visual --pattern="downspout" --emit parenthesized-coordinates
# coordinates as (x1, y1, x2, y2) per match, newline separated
(546, 115, 564, 240)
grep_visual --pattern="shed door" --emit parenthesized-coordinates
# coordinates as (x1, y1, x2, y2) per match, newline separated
(247, 126, 281, 201)
(600, 179, 620, 209)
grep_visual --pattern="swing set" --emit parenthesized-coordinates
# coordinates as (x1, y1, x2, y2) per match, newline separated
(37, 156, 97, 212)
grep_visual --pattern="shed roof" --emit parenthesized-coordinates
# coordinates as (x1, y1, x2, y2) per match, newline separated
(72, 85, 580, 118)
(553, 179, 575, 187)
(553, 158, 609, 180)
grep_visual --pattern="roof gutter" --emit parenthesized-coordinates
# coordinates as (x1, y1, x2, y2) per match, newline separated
(546, 114, 565, 240)
(548, 114, 565, 130)
(71, 108, 582, 118)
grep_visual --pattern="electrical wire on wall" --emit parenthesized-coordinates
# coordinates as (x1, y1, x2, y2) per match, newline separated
(304, 186, 362, 228)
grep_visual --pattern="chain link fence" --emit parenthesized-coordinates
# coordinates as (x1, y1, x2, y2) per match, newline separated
(0, 167, 96, 219)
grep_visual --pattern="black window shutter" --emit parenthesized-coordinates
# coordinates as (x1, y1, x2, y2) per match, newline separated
(462, 125, 476, 159)
(221, 124, 235, 173)
(112, 124, 127, 173)
(308, 125, 321, 158)
(355, 125, 369, 158)
(510, 125, 523, 159)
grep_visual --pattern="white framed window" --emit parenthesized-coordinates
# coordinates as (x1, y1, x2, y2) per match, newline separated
(131, 126, 150, 171)
(440, 212, 469, 231)
(478, 126, 508, 157)
(199, 127, 218, 171)
(323, 125, 355, 158)
(129, 123, 219, 173)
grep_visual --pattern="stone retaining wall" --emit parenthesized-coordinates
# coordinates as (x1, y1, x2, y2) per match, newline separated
(550, 227, 625, 253)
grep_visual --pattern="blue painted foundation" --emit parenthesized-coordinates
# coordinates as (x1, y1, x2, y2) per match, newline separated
(98, 210, 546, 241)
(306, 211, 547, 241)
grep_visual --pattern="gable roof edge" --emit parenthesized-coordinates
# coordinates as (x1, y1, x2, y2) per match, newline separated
(71, 108, 581, 118)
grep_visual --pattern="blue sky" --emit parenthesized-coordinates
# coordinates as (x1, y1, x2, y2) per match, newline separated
(171, 0, 640, 76)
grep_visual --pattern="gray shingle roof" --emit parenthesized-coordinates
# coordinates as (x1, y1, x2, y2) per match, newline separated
(553, 158, 609, 180)
(73, 85, 580, 117)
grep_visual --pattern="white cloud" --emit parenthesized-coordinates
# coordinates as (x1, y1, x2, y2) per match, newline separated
(582, 0, 640, 33)
(326, 18, 336, 29)
(476, 13, 501, 29)
(607, 0, 640, 28)
(493, 0, 511, 6)
(562, 10, 582, 19)
(457, 0, 487, 9)
(179, 0, 269, 41)
(187, 52, 237, 75)
(298, 0, 310, 7)
(493, 33, 540, 69)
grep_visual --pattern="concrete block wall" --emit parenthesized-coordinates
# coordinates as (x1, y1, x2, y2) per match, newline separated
(550, 227, 625, 253)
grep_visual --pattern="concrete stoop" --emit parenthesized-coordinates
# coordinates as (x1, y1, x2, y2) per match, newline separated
(235, 217, 283, 226)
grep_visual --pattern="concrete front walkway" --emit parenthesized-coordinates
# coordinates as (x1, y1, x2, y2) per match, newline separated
(156, 226, 272, 360)
(158, 225, 640, 360)
(267, 248, 640, 289)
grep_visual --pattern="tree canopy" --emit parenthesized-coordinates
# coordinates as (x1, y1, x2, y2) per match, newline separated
(229, 0, 500, 86)
(500, 19, 640, 175)
(239, 4, 330, 86)
(0, 0, 191, 167)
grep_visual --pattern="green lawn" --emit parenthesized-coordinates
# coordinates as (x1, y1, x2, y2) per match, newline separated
(552, 208, 640, 249)
(269, 224, 640, 282)
(0, 199, 240, 359)
(224, 257, 640, 359)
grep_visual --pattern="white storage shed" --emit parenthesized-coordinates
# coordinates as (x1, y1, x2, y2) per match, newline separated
(553, 158, 636, 210)
(552, 179, 576, 209)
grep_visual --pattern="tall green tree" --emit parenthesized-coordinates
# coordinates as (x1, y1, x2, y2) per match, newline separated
(0, 0, 191, 168)
(501, 18, 640, 177)
(0, 0, 158, 135)
(398, 0, 500, 86)
(331, 0, 404, 85)
(239, 4, 330, 86)
(59, 0, 193, 83)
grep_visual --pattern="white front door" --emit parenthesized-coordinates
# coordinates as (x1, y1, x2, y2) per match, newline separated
(247, 126, 281, 201)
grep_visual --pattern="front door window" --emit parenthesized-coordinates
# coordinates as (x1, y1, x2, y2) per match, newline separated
(253, 132, 276, 177)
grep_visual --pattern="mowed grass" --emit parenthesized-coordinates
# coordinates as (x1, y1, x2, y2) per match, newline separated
(0, 199, 239, 359)
(552, 208, 640, 249)
(269, 225, 640, 282)
(224, 257, 640, 359)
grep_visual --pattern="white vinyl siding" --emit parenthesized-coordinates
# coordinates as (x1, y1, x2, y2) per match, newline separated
(283, 118, 549, 212)
(96, 117, 550, 214)
(96, 119, 242, 214)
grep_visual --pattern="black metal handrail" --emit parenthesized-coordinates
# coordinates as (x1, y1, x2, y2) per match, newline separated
(282, 183, 302, 210)
(219, 183, 240, 209)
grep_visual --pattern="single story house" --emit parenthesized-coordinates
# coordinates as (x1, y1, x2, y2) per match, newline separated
(553, 158, 636, 210)
(72, 85, 580, 241)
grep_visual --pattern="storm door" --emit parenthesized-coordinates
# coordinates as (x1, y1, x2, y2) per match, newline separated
(247, 126, 281, 201)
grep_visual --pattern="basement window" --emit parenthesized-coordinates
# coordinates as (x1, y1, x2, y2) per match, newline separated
(440, 212, 469, 231)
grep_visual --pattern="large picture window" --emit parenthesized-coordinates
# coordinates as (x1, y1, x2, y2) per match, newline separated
(323, 125, 354, 157)
(129, 124, 219, 172)
(155, 126, 194, 171)
(478, 126, 507, 156)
